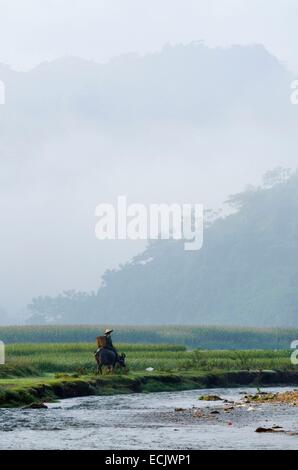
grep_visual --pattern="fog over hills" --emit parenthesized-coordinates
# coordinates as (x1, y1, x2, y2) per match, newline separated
(27, 170, 298, 327)
(0, 42, 298, 323)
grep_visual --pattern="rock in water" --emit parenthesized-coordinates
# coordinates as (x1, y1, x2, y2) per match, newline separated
(255, 427, 276, 433)
(199, 394, 223, 401)
(24, 402, 48, 410)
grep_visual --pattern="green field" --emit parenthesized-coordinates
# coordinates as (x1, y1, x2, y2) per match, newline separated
(0, 339, 297, 408)
(0, 324, 298, 349)
(0, 342, 295, 379)
(1, 325, 296, 379)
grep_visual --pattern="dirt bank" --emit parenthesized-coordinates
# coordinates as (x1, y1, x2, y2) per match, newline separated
(1, 370, 298, 408)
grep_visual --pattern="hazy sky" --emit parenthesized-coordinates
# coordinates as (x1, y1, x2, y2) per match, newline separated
(0, 0, 297, 72)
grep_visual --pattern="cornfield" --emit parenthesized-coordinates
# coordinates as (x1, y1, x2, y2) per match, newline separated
(0, 324, 297, 349)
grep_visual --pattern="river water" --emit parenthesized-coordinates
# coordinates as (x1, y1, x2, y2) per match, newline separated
(0, 387, 297, 450)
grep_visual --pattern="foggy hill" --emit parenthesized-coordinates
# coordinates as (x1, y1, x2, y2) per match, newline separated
(28, 169, 298, 327)
(0, 43, 294, 131)
(1, 42, 298, 320)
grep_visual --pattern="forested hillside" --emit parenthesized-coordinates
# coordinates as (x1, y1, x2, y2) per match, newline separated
(28, 169, 298, 327)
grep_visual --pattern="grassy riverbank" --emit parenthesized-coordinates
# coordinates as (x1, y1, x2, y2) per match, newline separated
(1, 370, 298, 408)
(0, 342, 297, 407)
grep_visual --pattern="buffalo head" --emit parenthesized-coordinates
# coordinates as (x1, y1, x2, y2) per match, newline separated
(118, 353, 126, 368)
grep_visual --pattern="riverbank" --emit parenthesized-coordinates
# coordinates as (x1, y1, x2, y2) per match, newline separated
(1, 369, 298, 408)
(244, 389, 298, 405)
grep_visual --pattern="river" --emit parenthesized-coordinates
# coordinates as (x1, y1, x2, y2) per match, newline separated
(0, 386, 297, 449)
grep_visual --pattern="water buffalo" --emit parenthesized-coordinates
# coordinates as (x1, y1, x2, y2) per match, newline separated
(94, 348, 126, 374)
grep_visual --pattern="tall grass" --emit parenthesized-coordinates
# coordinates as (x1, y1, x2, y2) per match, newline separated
(0, 325, 297, 349)
(0, 343, 294, 378)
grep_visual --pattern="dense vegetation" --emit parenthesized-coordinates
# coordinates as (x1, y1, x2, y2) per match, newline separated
(26, 170, 298, 327)
(0, 343, 294, 379)
(1, 325, 298, 349)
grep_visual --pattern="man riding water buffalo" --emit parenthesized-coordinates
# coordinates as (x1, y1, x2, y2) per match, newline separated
(94, 328, 126, 374)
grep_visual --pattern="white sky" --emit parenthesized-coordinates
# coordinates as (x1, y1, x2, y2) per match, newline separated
(0, 0, 297, 72)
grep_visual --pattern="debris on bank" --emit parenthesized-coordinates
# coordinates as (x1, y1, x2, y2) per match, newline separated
(245, 390, 298, 406)
(198, 394, 223, 401)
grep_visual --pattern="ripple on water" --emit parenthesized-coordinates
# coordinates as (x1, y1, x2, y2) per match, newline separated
(0, 387, 297, 450)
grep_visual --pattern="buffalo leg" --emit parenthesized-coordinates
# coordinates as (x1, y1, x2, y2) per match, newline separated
(96, 361, 102, 375)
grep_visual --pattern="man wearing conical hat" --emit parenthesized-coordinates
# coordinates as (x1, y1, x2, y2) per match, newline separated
(104, 328, 115, 351)
(95, 328, 118, 358)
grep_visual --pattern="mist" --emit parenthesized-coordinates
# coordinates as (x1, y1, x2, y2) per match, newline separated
(1, 3, 298, 323)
